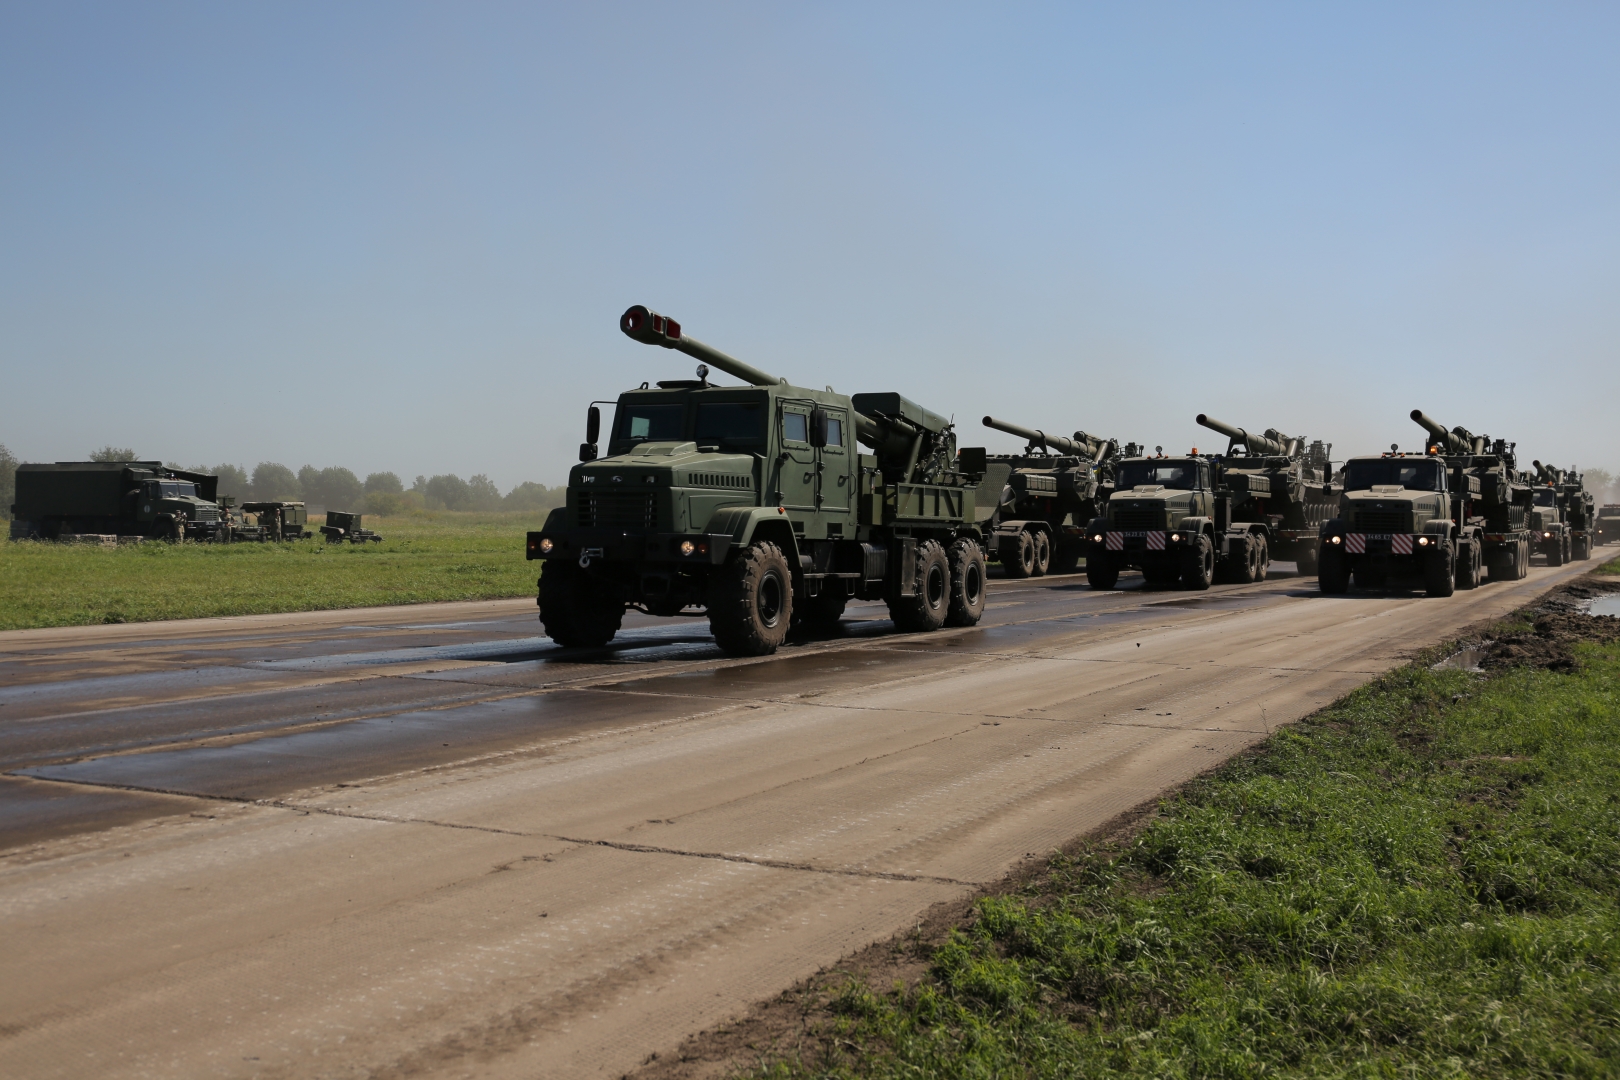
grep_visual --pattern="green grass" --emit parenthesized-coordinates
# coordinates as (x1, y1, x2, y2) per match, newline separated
(0, 512, 547, 629)
(766, 621, 1620, 1077)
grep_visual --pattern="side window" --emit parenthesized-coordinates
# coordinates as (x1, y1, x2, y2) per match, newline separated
(1198, 464, 1210, 489)
(782, 411, 809, 443)
(825, 414, 845, 450)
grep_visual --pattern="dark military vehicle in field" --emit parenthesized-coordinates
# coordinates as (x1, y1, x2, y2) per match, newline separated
(1195, 414, 1339, 576)
(321, 510, 382, 544)
(1530, 461, 1594, 562)
(971, 416, 1119, 577)
(1317, 410, 1533, 597)
(10, 461, 224, 541)
(527, 306, 988, 656)
(1082, 446, 1278, 590)
(231, 501, 310, 542)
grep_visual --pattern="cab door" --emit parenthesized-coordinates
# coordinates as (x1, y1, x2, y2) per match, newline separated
(776, 404, 818, 511)
(817, 407, 852, 516)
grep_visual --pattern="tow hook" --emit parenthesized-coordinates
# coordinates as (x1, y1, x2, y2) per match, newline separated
(579, 547, 604, 568)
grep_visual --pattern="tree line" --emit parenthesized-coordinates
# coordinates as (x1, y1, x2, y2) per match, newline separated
(0, 445, 565, 518)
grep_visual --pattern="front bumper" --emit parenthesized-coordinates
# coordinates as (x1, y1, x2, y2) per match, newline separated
(527, 529, 733, 567)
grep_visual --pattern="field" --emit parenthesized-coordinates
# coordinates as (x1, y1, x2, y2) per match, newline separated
(0, 512, 548, 630)
(733, 562, 1620, 1080)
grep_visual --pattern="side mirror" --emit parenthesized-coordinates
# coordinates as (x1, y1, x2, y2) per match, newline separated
(810, 407, 828, 448)
(581, 406, 601, 460)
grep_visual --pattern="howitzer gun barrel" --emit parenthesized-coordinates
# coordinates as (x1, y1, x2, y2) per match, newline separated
(1410, 409, 1478, 455)
(1195, 414, 1289, 456)
(620, 305, 785, 387)
(982, 416, 1088, 457)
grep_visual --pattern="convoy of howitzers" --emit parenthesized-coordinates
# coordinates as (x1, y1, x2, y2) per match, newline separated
(7, 305, 1613, 658)
(518, 305, 1617, 656)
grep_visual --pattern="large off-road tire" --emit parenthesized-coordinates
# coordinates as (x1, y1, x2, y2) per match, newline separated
(1318, 544, 1349, 593)
(888, 540, 951, 633)
(794, 586, 848, 631)
(1050, 541, 1083, 575)
(539, 562, 625, 648)
(999, 531, 1036, 578)
(1455, 538, 1481, 590)
(1031, 530, 1051, 577)
(1295, 543, 1319, 577)
(1424, 541, 1456, 598)
(1086, 553, 1119, 590)
(1224, 535, 1258, 585)
(945, 538, 987, 627)
(709, 541, 794, 656)
(1253, 533, 1269, 583)
(1181, 534, 1215, 591)
(1547, 536, 1564, 567)
(1574, 535, 1591, 561)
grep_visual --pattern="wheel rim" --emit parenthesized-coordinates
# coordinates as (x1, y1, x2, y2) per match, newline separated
(758, 572, 784, 627)
(926, 564, 947, 609)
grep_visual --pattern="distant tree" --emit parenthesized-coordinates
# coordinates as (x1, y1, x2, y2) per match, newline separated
(364, 471, 404, 495)
(466, 474, 504, 511)
(89, 446, 137, 462)
(0, 443, 16, 520)
(209, 464, 250, 500)
(424, 473, 472, 511)
(504, 481, 566, 513)
(412, 475, 429, 494)
(299, 466, 363, 511)
(251, 462, 301, 502)
(1586, 467, 1615, 504)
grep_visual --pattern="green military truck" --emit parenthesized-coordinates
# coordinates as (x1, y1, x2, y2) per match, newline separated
(1526, 463, 1574, 566)
(1531, 461, 1595, 562)
(972, 416, 1120, 577)
(1317, 410, 1533, 597)
(10, 461, 224, 541)
(527, 305, 987, 656)
(1599, 505, 1620, 546)
(1082, 447, 1275, 590)
(231, 501, 310, 542)
(1195, 415, 1340, 576)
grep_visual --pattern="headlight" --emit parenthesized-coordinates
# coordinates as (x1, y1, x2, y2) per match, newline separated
(1092, 534, 1103, 543)
(1170, 533, 1182, 542)
(1417, 536, 1429, 546)
(1329, 535, 1342, 545)
(1544, 532, 1552, 538)
(679, 540, 695, 555)
(539, 537, 554, 554)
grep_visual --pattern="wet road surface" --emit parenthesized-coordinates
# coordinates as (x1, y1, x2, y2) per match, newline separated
(0, 561, 1597, 1078)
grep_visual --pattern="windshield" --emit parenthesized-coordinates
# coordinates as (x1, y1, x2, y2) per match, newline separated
(1534, 489, 1557, 506)
(615, 403, 685, 444)
(160, 481, 198, 499)
(1342, 458, 1445, 492)
(694, 401, 767, 447)
(1116, 460, 1198, 490)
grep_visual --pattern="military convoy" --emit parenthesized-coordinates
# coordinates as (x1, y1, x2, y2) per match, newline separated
(527, 306, 987, 656)
(1317, 411, 1534, 596)
(1194, 415, 1339, 576)
(972, 417, 1119, 577)
(9, 461, 225, 541)
(1529, 461, 1595, 563)
(1600, 505, 1620, 546)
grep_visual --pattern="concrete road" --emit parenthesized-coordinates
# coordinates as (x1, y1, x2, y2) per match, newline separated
(0, 559, 1596, 1078)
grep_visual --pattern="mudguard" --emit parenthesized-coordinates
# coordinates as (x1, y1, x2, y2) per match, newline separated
(702, 505, 800, 564)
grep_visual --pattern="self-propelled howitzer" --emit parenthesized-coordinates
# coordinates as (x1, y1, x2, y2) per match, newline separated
(527, 305, 988, 657)
(967, 415, 1119, 576)
(1194, 414, 1339, 576)
(1315, 409, 1532, 597)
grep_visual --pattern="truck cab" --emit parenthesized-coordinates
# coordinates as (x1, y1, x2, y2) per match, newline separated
(135, 478, 221, 538)
(1318, 453, 1479, 595)
(1529, 486, 1572, 565)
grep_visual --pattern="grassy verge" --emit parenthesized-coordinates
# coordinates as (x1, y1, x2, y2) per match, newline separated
(0, 512, 546, 629)
(732, 565, 1620, 1079)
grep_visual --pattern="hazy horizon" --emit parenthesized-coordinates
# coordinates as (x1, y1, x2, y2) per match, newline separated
(3, 3, 1618, 487)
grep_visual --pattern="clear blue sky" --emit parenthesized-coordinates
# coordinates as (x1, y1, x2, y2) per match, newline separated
(3, 2, 1617, 488)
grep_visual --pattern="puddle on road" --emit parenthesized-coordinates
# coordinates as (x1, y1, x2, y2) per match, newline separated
(1432, 644, 1493, 672)
(1587, 596, 1620, 618)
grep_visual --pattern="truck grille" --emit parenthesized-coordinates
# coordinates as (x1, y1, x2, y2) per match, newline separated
(577, 492, 658, 529)
(195, 507, 219, 523)
(686, 473, 751, 489)
(1112, 510, 1164, 530)
(1353, 510, 1409, 531)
